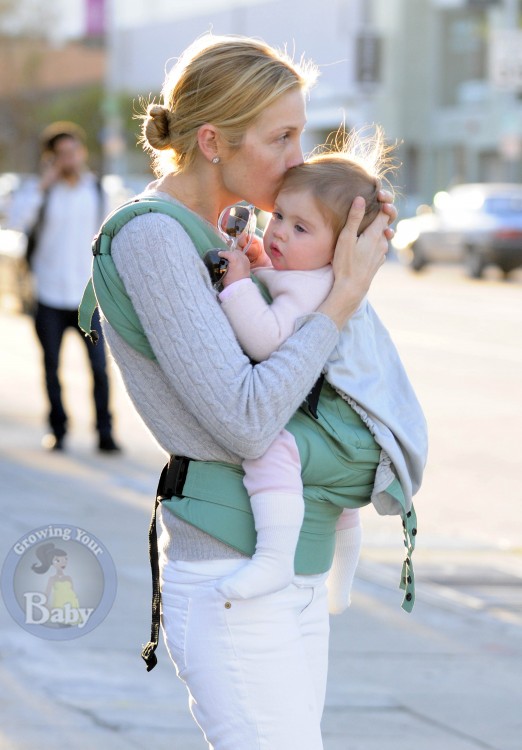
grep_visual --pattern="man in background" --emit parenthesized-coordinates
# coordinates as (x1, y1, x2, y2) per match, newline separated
(8, 121, 120, 453)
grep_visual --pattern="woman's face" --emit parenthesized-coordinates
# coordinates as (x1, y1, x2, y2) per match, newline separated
(53, 555, 67, 571)
(220, 88, 306, 212)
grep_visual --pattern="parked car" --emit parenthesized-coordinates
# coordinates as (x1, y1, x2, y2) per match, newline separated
(391, 183, 522, 278)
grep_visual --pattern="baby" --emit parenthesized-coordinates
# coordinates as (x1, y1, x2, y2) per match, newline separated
(216, 131, 427, 612)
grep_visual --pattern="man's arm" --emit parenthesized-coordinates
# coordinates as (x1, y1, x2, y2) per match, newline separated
(5, 178, 44, 233)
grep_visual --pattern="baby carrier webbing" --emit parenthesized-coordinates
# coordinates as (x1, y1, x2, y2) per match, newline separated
(78, 197, 417, 672)
(79, 196, 230, 356)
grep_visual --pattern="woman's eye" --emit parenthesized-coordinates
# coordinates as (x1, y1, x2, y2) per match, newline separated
(278, 132, 290, 142)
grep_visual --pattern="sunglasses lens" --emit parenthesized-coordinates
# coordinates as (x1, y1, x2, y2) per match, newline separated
(220, 206, 251, 238)
(217, 204, 257, 253)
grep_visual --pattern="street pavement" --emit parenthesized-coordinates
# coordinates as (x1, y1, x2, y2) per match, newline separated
(1, 262, 521, 749)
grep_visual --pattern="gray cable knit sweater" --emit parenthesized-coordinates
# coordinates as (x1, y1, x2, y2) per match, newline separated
(103, 192, 340, 561)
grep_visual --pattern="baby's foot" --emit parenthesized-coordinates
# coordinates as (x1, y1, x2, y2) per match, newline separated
(216, 492, 304, 599)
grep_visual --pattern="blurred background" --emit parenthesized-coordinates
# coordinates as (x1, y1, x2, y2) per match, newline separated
(2, 0, 522, 283)
(0, 0, 521, 205)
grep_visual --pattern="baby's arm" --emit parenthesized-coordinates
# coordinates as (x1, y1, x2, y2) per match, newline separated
(218, 236, 271, 286)
(219, 261, 333, 362)
(219, 278, 302, 361)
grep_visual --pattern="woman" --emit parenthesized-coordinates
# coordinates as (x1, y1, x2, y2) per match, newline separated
(102, 34, 396, 750)
(31, 543, 81, 620)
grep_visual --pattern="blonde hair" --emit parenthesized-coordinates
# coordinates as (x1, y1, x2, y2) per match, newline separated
(281, 126, 396, 238)
(140, 34, 317, 176)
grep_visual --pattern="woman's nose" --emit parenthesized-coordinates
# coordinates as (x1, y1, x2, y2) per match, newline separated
(286, 142, 304, 170)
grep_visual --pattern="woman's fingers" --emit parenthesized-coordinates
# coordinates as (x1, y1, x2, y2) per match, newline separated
(317, 192, 395, 328)
(372, 206, 396, 241)
(332, 201, 386, 286)
(384, 225, 395, 241)
(343, 196, 366, 239)
(377, 189, 398, 234)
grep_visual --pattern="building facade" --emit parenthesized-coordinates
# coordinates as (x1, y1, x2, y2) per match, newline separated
(106, 0, 522, 212)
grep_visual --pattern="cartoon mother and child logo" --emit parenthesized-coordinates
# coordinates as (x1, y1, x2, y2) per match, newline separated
(31, 542, 85, 627)
(1, 524, 117, 640)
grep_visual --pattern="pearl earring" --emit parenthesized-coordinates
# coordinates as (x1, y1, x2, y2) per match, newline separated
(212, 156, 220, 164)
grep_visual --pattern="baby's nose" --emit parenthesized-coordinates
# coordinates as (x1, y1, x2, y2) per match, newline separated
(273, 224, 286, 241)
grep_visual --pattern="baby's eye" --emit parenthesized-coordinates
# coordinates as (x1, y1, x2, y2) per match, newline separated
(272, 211, 283, 221)
(295, 224, 306, 233)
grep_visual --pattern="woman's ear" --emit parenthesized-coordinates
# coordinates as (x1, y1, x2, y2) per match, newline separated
(197, 124, 221, 163)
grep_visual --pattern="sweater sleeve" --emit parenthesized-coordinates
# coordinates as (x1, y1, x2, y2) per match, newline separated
(219, 268, 333, 362)
(110, 212, 340, 459)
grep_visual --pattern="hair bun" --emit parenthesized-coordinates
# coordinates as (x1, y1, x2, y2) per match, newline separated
(143, 103, 173, 151)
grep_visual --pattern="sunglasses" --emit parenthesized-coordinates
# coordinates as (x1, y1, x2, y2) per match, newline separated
(204, 204, 257, 290)
(217, 203, 257, 252)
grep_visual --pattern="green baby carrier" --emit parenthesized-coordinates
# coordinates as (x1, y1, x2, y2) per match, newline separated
(79, 196, 417, 671)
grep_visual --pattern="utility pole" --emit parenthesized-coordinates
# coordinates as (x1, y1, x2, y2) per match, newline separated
(489, 0, 522, 179)
(102, 0, 126, 175)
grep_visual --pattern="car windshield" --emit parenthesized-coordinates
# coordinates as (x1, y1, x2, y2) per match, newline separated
(483, 195, 522, 215)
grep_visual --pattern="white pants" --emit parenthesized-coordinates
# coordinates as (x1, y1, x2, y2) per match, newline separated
(160, 558, 330, 750)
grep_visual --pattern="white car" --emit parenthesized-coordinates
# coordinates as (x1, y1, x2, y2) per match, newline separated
(392, 183, 522, 278)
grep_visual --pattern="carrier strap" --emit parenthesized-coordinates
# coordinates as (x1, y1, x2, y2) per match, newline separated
(141, 455, 191, 672)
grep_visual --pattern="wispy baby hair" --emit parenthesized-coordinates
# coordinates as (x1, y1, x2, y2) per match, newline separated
(281, 125, 397, 238)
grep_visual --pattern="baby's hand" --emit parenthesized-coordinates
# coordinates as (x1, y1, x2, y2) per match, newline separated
(219, 249, 251, 287)
(240, 235, 270, 268)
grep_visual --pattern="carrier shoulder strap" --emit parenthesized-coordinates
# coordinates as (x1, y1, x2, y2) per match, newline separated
(78, 196, 228, 359)
(24, 189, 50, 267)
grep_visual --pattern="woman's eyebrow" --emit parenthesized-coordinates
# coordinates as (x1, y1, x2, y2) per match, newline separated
(268, 124, 302, 136)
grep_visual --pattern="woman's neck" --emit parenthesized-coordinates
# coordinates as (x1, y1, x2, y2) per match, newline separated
(155, 172, 229, 226)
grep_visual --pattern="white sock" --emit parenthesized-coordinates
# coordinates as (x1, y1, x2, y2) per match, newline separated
(326, 524, 363, 615)
(216, 492, 304, 599)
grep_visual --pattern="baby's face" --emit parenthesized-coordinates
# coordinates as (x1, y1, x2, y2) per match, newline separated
(263, 189, 335, 271)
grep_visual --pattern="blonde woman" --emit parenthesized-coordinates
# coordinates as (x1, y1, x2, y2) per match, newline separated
(100, 34, 395, 750)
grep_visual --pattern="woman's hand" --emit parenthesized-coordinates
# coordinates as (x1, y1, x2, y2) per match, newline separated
(317, 194, 394, 329)
(377, 188, 397, 241)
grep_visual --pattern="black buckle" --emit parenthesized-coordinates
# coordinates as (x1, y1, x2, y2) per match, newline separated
(158, 455, 190, 500)
(305, 373, 325, 419)
(92, 233, 101, 256)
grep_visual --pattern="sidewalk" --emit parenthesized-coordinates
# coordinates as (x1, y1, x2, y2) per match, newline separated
(1, 309, 521, 750)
